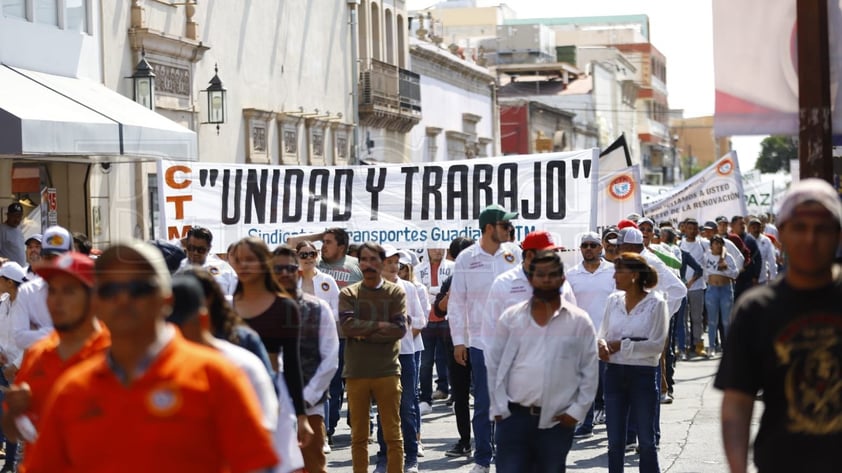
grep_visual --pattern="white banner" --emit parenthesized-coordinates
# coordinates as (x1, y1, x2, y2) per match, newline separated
(158, 149, 599, 250)
(597, 165, 643, 228)
(643, 152, 747, 225)
(741, 170, 791, 216)
(713, 0, 842, 135)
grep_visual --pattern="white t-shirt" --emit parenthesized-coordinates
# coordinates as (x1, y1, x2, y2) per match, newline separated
(11, 277, 51, 366)
(565, 260, 616, 331)
(212, 339, 279, 431)
(178, 255, 239, 296)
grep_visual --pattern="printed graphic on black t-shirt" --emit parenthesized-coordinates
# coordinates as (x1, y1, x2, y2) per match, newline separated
(774, 313, 842, 434)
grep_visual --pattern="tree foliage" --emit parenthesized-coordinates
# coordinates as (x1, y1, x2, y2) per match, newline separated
(754, 135, 798, 173)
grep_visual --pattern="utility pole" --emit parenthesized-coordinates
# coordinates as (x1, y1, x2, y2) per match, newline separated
(796, 0, 833, 181)
(348, 0, 361, 165)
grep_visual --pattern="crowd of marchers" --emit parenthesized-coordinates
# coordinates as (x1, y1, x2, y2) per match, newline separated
(0, 178, 838, 473)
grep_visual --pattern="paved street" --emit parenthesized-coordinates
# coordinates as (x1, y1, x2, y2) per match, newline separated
(324, 356, 761, 472)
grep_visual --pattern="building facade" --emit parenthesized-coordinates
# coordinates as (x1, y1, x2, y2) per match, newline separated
(1, 0, 359, 246)
(408, 35, 496, 162)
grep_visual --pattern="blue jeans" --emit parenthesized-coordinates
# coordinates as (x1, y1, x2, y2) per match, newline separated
(604, 364, 660, 473)
(470, 347, 493, 467)
(495, 404, 574, 473)
(324, 338, 346, 436)
(0, 370, 18, 468)
(419, 321, 450, 403)
(377, 354, 418, 467)
(705, 284, 733, 350)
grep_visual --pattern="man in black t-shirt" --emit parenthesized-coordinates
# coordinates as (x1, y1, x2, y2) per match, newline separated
(715, 178, 842, 473)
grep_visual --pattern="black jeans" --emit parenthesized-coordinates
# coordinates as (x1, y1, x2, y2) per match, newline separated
(444, 333, 471, 446)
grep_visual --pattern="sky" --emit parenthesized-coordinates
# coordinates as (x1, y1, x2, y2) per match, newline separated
(406, 0, 767, 171)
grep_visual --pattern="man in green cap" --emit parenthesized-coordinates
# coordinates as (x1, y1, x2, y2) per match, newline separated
(448, 204, 522, 473)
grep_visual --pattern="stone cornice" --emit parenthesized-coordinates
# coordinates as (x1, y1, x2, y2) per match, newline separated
(129, 27, 209, 63)
(410, 44, 494, 84)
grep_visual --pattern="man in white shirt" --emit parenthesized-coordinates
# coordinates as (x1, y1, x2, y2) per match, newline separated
(748, 218, 778, 284)
(23, 234, 41, 278)
(565, 231, 616, 437)
(678, 219, 708, 357)
(10, 225, 73, 372)
(483, 231, 577, 348)
(449, 205, 522, 473)
(486, 250, 598, 473)
(177, 226, 238, 296)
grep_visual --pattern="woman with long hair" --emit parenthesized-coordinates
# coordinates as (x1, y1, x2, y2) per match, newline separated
(702, 235, 739, 356)
(229, 237, 313, 462)
(178, 267, 273, 376)
(598, 252, 669, 473)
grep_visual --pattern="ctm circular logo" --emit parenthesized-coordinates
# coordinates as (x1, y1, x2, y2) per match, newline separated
(717, 158, 735, 176)
(608, 174, 635, 201)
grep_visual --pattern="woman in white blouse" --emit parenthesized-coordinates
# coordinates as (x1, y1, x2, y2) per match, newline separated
(598, 253, 668, 473)
(702, 235, 739, 356)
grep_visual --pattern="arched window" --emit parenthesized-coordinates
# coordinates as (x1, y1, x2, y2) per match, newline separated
(358, 0, 369, 61)
(397, 14, 405, 68)
(385, 9, 394, 64)
(370, 2, 381, 61)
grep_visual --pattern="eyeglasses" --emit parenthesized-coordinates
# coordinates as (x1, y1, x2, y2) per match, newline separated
(186, 244, 209, 255)
(273, 264, 299, 274)
(96, 280, 158, 299)
(399, 263, 408, 271)
(298, 251, 317, 259)
(580, 243, 600, 249)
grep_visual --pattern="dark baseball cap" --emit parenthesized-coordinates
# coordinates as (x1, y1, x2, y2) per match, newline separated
(478, 204, 518, 229)
(7, 203, 23, 214)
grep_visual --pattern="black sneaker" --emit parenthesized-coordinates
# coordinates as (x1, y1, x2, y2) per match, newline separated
(444, 443, 472, 457)
(327, 435, 334, 447)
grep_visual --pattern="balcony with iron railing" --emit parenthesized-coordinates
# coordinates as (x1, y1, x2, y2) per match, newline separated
(359, 59, 422, 133)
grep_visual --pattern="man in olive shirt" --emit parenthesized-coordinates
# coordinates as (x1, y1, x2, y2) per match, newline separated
(339, 241, 408, 473)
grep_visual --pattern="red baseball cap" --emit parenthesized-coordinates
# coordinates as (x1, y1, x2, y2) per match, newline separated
(521, 231, 562, 251)
(617, 219, 639, 230)
(34, 252, 95, 288)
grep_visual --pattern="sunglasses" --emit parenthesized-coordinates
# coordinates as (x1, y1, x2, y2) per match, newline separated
(186, 244, 209, 255)
(96, 280, 158, 299)
(273, 264, 299, 274)
(496, 222, 513, 230)
(580, 243, 600, 249)
(298, 251, 317, 259)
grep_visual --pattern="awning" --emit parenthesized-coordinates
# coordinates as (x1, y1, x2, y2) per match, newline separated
(0, 65, 196, 161)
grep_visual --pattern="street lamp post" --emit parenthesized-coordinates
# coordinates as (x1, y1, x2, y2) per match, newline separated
(130, 49, 156, 111)
(203, 64, 227, 135)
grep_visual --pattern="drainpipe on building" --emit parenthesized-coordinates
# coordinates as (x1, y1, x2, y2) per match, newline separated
(490, 81, 500, 156)
(348, 0, 361, 165)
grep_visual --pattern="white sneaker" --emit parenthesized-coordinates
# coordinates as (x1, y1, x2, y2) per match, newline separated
(418, 401, 433, 415)
(322, 441, 331, 454)
(468, 464, 490, 473)
(417, 441, 425, 457)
